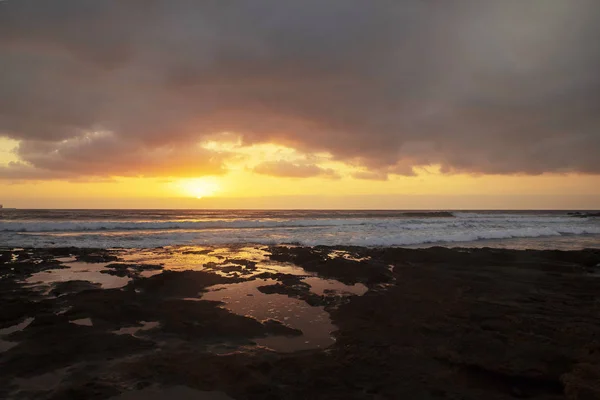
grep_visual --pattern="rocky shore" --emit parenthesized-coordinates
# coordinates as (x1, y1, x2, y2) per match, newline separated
(1, 245, 599, 399)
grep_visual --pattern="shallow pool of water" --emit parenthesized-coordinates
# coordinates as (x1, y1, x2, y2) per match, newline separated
(113, 321, 160, 337)
(302, 276, 367, 296)
(26, 261, 131, 290)
(199, 267, 368, 353)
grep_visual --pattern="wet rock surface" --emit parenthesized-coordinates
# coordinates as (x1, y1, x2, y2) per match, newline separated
(0, 245, 599, 399)
(101, 263, 163, 278)
(269, 246, 393, 285)
(256, 277, 341, 308)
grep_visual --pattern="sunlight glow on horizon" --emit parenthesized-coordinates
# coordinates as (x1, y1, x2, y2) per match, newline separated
(176, 177, 221, 199)
(0, 137, 20, 165)
(1, 136, 600, 209)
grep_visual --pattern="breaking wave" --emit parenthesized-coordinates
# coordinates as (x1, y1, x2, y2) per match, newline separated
(1, 210, 599, 249)
(3, 218, 378, 232)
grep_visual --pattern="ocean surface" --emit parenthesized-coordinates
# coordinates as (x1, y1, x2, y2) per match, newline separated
(0, 209, 599, 250)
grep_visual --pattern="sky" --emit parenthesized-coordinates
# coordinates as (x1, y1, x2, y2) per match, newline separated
(1, 0, 599, 209)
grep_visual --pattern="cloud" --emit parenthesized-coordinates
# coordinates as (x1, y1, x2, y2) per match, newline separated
(0, 131, 225, 180)
(351, 171, 390, 181)
(0, 0, 599, 180)
(253, 161, 340, 179)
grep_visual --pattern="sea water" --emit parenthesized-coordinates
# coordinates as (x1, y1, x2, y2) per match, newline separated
(0, 209, 599, 249)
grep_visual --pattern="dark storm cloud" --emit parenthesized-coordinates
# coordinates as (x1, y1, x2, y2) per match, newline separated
(1, 0, 599, 179)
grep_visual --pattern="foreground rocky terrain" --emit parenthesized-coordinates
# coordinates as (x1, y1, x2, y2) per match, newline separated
(1, 245, 599, 399)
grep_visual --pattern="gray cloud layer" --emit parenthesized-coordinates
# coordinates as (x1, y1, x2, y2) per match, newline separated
(1, 0, 599, 179)
(253, 160, 339, 179)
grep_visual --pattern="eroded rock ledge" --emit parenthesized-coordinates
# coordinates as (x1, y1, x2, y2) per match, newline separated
(0, 246, 599, 399)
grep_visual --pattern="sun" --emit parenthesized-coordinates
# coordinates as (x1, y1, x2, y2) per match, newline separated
(177, 178, 221, 199)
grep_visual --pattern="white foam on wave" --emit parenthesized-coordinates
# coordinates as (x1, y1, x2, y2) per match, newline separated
(0, 219, 394, 232)
(1, 211, 599, 249)
(0, 214, 587, 233)
(2, 223, 599, 249)
(0, 218, 373, 233)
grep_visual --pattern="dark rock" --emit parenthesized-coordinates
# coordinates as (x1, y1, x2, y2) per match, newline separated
(3, 246, 600, 399)
(44, 247, 78, 257)
(75, 249, 118, 263)
(224, 259, 258, 269)
(0, 314, 155, 377)
(182, 249, 212, 255)
(130, 270, 235, 297)
(101, 263, 163, 278)
(100, 268, 131, 278)
(257, 280, 342, 308)
(49, 381, 121, 400)
(0, 251, 11, 264)
(105, 263, 163, 271)
(270, 246, 393, 285)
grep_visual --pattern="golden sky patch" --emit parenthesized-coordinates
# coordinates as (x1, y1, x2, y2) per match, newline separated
(1, 137, 599, 209)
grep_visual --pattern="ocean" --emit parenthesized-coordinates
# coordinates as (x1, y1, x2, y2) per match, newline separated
(1, 209, 599, 249)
